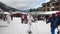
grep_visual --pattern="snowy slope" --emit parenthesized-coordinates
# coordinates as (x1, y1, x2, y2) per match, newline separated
(0, 17, 57, 34)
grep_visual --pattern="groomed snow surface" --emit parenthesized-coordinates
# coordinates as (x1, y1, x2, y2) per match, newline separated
(0, 17, 58, 34)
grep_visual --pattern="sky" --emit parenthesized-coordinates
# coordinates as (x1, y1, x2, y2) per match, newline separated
(0, 0, 50, 10)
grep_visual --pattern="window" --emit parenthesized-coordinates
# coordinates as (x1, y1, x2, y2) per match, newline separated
(51, 8, 55, 11)
(52, 3, 55, 5)
(44, 9, 45, 11)
(47, 4, 50, 6)
(55, 8, 59, 10)
(47, 8, 50, 11)
(43, 5, 46, 7)
(57, 0, 60, 1)
(55, 3, 59, 5)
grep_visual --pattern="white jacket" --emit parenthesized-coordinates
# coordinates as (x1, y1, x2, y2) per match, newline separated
(6, 15, 10, 22)
(27, 13, 33, 32)
(22, 15, 24, 19)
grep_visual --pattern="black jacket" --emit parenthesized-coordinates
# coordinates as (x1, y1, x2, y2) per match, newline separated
(46, 17, 58, 28)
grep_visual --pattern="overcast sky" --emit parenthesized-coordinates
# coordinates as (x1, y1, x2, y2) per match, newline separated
(0, 0, 50, 10)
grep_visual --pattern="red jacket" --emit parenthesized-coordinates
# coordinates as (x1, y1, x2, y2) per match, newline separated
(24, 16, 27, 20)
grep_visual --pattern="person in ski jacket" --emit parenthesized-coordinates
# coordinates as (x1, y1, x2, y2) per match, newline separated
(24, 15, 27, 20)
(56, 15, 60, 34)
(6, 14, 10, 23)
(57, 15, 60, 26)
(3, 14, 7, 21)
(45, 15, 50, 21)
(24, 15, 28, 23)
(21, 15, 24, 23)
(33, 15, 37, 22)
(27, 13, 33, 34)
(46, 14, 58, 34)
(10, 14, 13, 21)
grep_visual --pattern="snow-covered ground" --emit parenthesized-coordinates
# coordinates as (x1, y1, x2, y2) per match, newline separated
(0, 17, 58, 34)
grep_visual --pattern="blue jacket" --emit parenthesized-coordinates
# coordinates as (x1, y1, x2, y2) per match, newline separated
(46, 17, 58, 28)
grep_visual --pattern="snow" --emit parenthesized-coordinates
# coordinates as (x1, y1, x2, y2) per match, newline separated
(37, 11, 58, 15)
(0, 17, 58, 34)
(4, 12, 10, 14)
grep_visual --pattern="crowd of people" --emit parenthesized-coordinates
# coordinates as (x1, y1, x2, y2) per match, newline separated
(21, 13, 37, 34)
(3, 13, 60, 34)
(21, 14, 37, 24)
(2, 14, 13, 23)
(20, 13, 60, 34)
(45, 14, 60, 34)
(1, 12, 60, 34)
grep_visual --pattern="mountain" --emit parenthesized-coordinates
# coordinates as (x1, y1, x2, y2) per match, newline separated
(0, 2, 20, 12)
(19, 10, 29, 12)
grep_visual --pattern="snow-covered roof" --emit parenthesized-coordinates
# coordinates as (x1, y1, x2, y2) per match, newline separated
(4, 12, 10, 14)
(12, 11, 27, 14)
(37, 11, 58, 15)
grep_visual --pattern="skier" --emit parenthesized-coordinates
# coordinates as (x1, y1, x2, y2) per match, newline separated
(6, 14, 10, 23)
(56, 15, 60, 34)
(24, 15, 28, 23)
(33, 15, 37, 22)
(46, 14, 58, 34)
(21, 15, 24, 23)
(27, 13, 33, 34)
(10, 11, 13, 21)
(10, 14, 13, 21)
(3, 14, 7, 21)
(45, 15, 50, 22)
